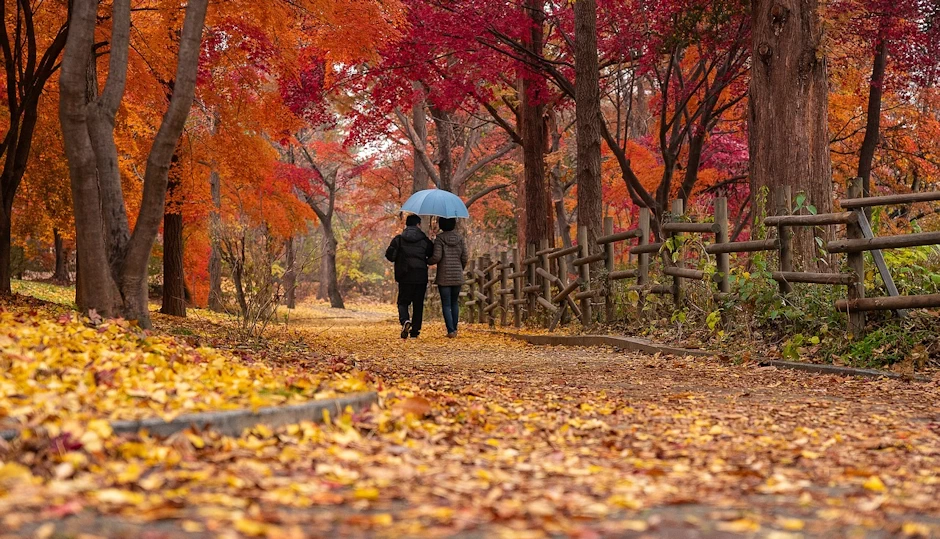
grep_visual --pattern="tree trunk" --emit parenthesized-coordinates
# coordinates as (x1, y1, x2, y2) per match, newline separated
(160, 173, 186, 317)
(320, 223, 344, 309)
(412, 87, 430, 193)
(118, 0, 208, 326)
(519, 0, 553, 245)
(0, 0, 69, 295)
(284, 236, 296, 309)
(232, 261, 248, 316)
(60, 2, 122, 317)
(430, 107, 454, 192)
(59, 0, 209, 327)
(53, 228, 70, 284)
(0, 205, 10, 293)
(749, 0, 833, 271)
(574, 0, 603, 250)
(628, 77, 649, 139)
(208, 169, 223, 311)
(857, 37, 888, 205)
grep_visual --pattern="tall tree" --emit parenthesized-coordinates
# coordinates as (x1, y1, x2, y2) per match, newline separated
(0, 0, 68, 294)
(59, 0, 209, 326)
(749, 0, 832, 269)
(161, 154, 186, 317)
(519, 0, 553, 246)
(573, 0, 602, 248)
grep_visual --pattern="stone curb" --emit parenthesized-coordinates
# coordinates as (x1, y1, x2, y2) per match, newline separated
(494, 331, 930, 382)
(0, 391, 378, 442)
(495, 331, 713, 358)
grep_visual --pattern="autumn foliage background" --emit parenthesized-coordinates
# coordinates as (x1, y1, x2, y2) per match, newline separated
(1, 0, 938, 316)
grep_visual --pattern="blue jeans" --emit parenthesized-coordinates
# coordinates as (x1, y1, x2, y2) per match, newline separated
(438, 285, 461, 334)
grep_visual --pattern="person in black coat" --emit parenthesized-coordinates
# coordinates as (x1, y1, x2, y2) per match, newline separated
(385, 214, 433, 339)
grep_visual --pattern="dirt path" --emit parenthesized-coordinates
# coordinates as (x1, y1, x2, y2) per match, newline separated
(294, 317, 940, 537)
(7, 313, 940, 538)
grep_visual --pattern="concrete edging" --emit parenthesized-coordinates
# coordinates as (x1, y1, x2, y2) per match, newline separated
(495, 331, 929, 381)
(0, 391, 378, 442)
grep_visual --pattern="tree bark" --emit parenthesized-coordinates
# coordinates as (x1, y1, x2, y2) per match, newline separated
(412, 87, 430, 193)
(207, 169, 223, 311)
(857, 37, 888, 204)
(60, 1, 122, 316)
(160, 171, 186, 317)
(430, 106, 454, 192)
(59, 0, 209, 327)
(749, 0, 833, 271)
(574, 0, 603, 249)
(284, 236, 296, 309)
(320, 223, 344, 309)
(519, 0, 553, 245)
(119, 0, 208, 325)
(0, 208, 10, 292)
(53, 228, 70, 284)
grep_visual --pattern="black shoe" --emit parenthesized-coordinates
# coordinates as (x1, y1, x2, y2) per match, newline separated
(401, 320, 412, 339)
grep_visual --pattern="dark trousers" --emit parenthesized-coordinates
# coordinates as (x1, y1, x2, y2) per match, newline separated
(397, 283, 427, 336)
(438, 285, 461, 334)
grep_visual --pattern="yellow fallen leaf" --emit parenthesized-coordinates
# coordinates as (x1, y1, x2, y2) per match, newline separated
(116, 462, 143, 484)
(779, 518, 805, 531)
(95, 488, 145, 505)
(181, 521, 205, 533)
(234, 518, 267, 536)
(372, 513, 393, 526)
(354, 487, 380, 500)
(34, 523, 56, 539)
(185, 432, 205, 449)
(717, 518, 761, 533)
(863, 475, 886, 492)
(902, 522, 932, 537)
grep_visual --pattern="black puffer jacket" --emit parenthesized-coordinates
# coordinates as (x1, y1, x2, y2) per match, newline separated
(385, 226, 433, 284)
(428, 230, 468, 286)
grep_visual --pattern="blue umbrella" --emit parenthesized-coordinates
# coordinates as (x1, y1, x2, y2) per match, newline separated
(400, 189, 469, 218)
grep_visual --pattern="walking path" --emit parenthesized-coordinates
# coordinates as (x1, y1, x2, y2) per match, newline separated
(301, 318, 940, 537)
(5, 310, 939, 538)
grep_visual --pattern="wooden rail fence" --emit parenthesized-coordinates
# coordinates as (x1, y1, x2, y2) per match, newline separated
(461, 178, 940, 338)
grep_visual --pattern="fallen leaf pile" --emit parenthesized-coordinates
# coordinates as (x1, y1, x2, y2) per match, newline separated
(1, 300, 939, 537)
(10, 281, 77, 309)
(0, 306, 372, 435)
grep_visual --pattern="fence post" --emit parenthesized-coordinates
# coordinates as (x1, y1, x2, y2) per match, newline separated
(467, 259, 477, 323)
(670, 199, 684, 308)
(478, 255, 488, 325)
(578, 225, 592, 327)
(846, 178, 866, 338)
(715, 197, 730, 296)
(500, 251, 509, 326)
(526, 243, 537, 323)
(557, 247, 571, 326)
(638, 207, 650, 289)
(487, 254, 497, 327)
(539, 239, 551, 327)
(512, 248, 522, 328)
(776, 186, 793, 294)
(604, 217, 615, 323)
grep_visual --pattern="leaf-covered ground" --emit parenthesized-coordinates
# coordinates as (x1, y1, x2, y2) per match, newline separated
(1, 300, 939, 537)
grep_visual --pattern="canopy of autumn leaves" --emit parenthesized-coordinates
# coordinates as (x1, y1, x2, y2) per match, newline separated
(1, 0, 938, 298)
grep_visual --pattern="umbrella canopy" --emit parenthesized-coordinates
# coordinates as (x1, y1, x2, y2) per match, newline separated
(400, 189, 469, 218)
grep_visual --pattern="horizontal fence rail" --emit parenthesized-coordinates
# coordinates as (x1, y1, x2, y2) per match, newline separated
(458, 178, 940, 338)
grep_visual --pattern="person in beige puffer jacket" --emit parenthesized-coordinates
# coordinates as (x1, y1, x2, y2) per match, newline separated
(428, 217, 469, 337)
